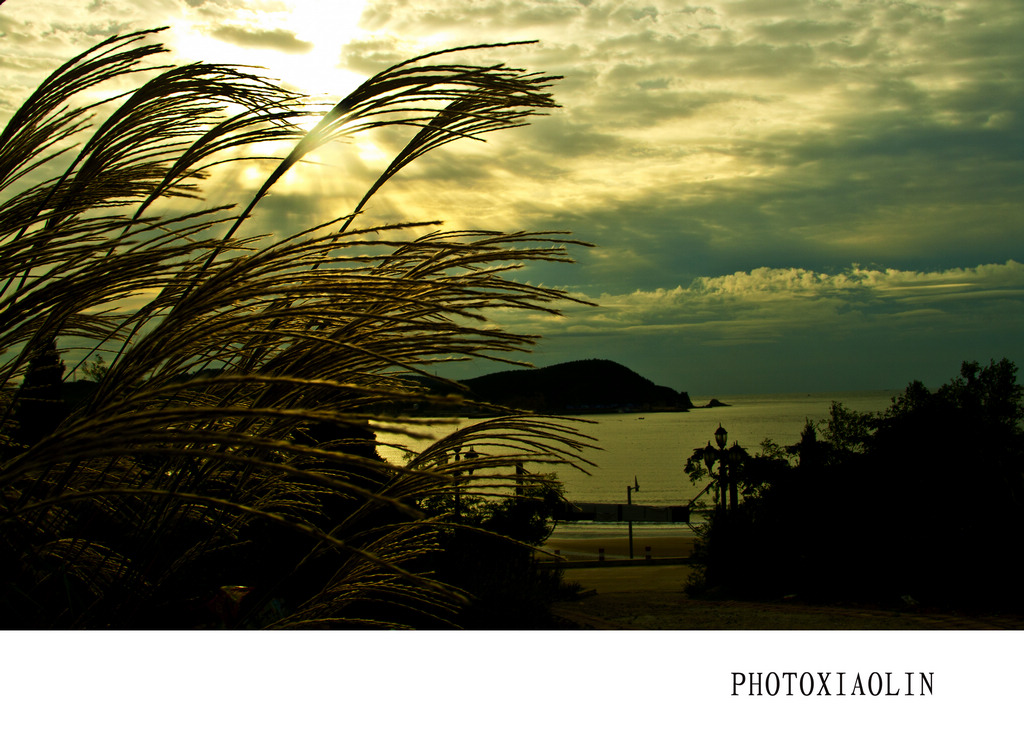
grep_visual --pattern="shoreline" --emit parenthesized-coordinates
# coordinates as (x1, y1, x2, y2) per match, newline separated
(541, 532, 695, 561)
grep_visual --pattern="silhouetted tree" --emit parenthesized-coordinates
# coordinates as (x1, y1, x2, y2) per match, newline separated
(689, 359, 1024, 612)
(414, 472, 573, 628)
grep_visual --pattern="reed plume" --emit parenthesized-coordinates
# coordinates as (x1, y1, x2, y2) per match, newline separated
(0, 29, 591, 628)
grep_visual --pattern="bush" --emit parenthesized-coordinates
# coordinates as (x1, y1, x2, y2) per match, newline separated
(413, 465, 580, 628)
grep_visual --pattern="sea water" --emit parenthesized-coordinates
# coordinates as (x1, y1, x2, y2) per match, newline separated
(375, 390, 896, 509)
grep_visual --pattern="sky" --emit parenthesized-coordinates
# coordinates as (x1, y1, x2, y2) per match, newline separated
(1, 0, 1022, 395)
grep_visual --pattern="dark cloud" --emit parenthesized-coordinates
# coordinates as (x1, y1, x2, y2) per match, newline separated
(724, 0, 812, 17)
(339, 36, 409, 75)
(361, 0, 580, 35)
(754, 19, 858, 44)
(571, 85, 747, 127)
(526, 117, 626, 158)
(182, 0, 253, 15)
(209, 24, 314, 53)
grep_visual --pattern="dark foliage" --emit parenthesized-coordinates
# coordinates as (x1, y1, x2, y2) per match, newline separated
(414, 475, 575, 628)
(689, 359, 1024, 613)
(423, 525, 570, 629)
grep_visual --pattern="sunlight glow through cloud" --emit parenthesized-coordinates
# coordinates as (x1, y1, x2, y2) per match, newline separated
(166, 0, 369, 97)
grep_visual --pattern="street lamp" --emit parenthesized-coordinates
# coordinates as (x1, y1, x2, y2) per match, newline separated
(702, 425, 743, 510)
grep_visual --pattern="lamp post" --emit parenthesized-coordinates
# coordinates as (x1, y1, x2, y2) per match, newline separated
(451, 446, 479, 521)
(627, 476, 639, 559)
(702, 425, 743, 510)
(727, 443, 741, 509)
(452, 446, 463, 520)
(514, 461, 525, 502)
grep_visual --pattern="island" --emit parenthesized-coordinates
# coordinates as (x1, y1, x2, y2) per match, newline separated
(451, 358, 694, 414)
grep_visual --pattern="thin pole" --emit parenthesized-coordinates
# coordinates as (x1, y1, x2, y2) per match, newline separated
(719, 455, 728, 512)
(729, 459, 738, 511)
(453, 448, 461, 521)
(627, 483, 634, 559)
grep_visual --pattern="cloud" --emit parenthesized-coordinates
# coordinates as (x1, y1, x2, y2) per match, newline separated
(208, 24, 314, 54)
(501, 260, 1024, 343)
(324, 0, 1023, 296)
(2, 0, 1023, 392)
(446, 259, 1024, 393)
(11, 0, 1018, 294)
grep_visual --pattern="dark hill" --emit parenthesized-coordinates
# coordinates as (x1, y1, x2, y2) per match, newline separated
(461, 359, 693, 414)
